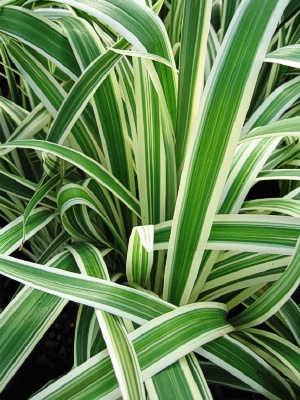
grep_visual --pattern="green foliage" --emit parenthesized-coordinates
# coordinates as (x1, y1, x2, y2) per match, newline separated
(0, 0, 300, 398)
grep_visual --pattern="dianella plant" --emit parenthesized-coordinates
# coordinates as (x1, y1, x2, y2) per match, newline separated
(1, 0, 300, 398)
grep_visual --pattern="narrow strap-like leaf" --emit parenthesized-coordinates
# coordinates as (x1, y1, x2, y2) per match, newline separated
(58, 184, 127, 254)
(257, 169, 300, 182)
(68, 244, 146, 400)
(197, 335, 295, 400)
(0, 95, 28, 123)
(265, 45, 300, 69)
(279, 300, 300, 346)
(59, 17, 136, 234)
(132, 57, 176, 224)
(163, 0, 290, 306)
(146, 355, 213, 400)
(0, 208, 57, 254)
(126, 225, 154, 287)
(242, 198, 300, 217)
(229, 237, 300, 329)
(37, 230, 70, 264)
(154, 215, 300, 255)
(46, 38, 129, 145)
(0, 254, 173, 324)
(1, 140, 141, 216)
(199, 253, 290, 301)
(0, 43, 22, 106)
(30, 303, 231, 400)
(0, 251, 77, 389)
(51, 0, 177, 127)
(175, 0, 212, 173)
(244, 329, 300, 383)
(74, 305, 100, 367)
(22, 173, 62, 245)
(4, 39, 67, 117)
(240, 116, 300, 143)
(0, 170, 56, 205)
(242, 77, 300, 135)
(4, 39, 102, 162)
(219, 0, 240, 43)
(6, 103, 50, 144)
(0, 6, 80, 78)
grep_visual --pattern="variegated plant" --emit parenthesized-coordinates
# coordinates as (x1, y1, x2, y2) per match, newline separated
(0, 0, 300, 398)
